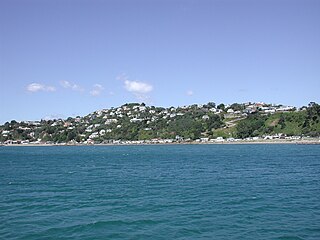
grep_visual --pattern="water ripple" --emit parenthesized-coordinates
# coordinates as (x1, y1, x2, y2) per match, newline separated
(0, 144, 319, 239)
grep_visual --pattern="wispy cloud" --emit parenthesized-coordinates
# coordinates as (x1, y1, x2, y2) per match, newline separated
(90, 84, 104, 96)
(238, 88, 247, 92)
(60, 80, 83, 91)
(42, 114, 65, 120)
(116, 73, 128, 81)
(186, 90, 194, 96)
(26, 83, 56, 92)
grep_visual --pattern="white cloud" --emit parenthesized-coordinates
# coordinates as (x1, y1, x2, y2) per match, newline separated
(117, 74, 153, 102)
(27, 83, 56, 92)
(124, 80, 153, 94)
(186, 90, 194, 96)
(60, 80, 83, 91)
(90, 84, 104, 96)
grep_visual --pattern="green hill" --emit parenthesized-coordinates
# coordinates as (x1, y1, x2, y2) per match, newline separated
(1, 102, 319, 144)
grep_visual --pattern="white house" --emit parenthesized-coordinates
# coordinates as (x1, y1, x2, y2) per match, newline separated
(202, 115, 210, 120)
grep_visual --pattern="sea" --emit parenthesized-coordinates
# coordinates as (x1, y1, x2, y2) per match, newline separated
(0, 144, 319, 239)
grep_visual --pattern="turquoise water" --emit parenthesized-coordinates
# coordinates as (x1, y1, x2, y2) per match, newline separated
(1, 144, 320, 239)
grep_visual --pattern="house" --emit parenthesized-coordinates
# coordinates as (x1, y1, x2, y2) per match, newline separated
(89, 132, 99, 139)
(276, 106, 295, 112)
(130, 118, 143, 123)
(63, 122, 72, 127)
(105, 119, 118, 124)
(139, 106, 146, 112)
(215, 137, 225, 142)
(200, 137, 209, 142)
(86, 139, 95, 144)
(214, 109, 223, 114)
(202, 115, 210, 120)
(175, 135, 183, 141)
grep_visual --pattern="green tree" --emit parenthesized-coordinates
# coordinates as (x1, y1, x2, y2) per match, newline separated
(207, 102, 216, 108)
(217, 103, 225, 111)
(278, 114, 286, 129)
(236, 114, 266, 138)
(230, 103, 245, 111)
(67, 130, 77, 141)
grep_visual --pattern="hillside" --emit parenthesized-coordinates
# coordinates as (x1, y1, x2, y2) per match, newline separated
(1, 102, 319, 144)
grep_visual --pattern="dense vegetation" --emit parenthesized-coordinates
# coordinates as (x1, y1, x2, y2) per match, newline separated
(0, 103, 225, 143)
(1, 102, 319, 144)
(235, 102, 320, 138)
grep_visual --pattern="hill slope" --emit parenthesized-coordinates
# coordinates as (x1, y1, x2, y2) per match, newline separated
(1, 102, 319, 144)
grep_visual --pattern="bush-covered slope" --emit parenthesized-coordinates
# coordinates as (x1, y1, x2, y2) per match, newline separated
(235, 102, 320, 138)
(1, 102, 319, 143)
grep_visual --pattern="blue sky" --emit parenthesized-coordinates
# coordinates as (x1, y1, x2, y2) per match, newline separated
(0, 0, 319, 123)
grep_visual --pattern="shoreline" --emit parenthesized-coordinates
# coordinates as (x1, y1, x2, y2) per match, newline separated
(2, 139, 320, 147)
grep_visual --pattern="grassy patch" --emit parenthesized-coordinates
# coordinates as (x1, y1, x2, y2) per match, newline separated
(212, 126, 236, 138)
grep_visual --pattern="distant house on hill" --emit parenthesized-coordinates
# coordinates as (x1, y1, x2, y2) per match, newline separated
(202, 115, 210, 120)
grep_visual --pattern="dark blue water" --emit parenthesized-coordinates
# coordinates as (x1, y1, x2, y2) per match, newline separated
(1, 144, 320, 239)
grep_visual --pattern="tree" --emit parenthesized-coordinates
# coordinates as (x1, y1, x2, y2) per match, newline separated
(4, 122, 10, 130)
(208, 115, 224, 129)
(230, 103, 245, 111)
(67, 130, 77, 141)
(236, 114, 266, 139)
(76, 135, 81, 142)
(278, 114, 286, 129)
(307, 102, 320, 121)
(207, 102, 216, 108)
(10, 120, 18, 125)
(302, 102, 320, 136)
(217, 103, 225, 111)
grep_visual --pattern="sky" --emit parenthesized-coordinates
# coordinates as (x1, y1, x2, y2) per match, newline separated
(0, 0, 319, 123)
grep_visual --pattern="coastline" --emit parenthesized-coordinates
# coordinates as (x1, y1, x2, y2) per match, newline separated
(2, 139, 320, 147)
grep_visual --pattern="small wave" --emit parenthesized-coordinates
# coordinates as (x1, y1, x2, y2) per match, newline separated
(89, 219, 162, 228)
(277, 235, 304, 240)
